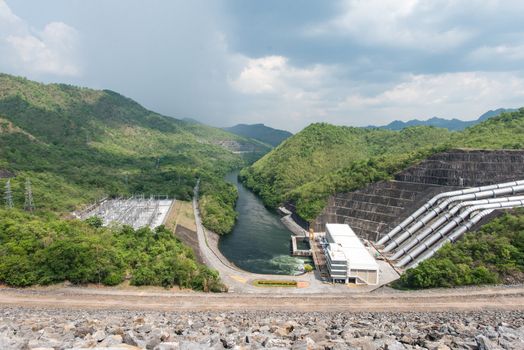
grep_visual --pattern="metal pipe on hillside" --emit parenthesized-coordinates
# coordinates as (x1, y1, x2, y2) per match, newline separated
(376, 202, 434, 245)
(377, 180, 524, 246)
(384, 195, 524, 253)
(406, 209, 494, 269)
(447, 196, 524, 216)
(396, 200, 524, 267)
(389, 213, 451, 260)
(384, 184, 524, 252)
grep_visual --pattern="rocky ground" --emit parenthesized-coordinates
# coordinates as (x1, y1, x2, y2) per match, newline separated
(0, 307, 522, 350)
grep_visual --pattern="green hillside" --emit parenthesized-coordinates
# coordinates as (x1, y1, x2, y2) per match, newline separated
(0, 73, 271, 289)
(0, 73, 270, 231)
(223, 123, 292, 147)
(240, 108, 524, 222)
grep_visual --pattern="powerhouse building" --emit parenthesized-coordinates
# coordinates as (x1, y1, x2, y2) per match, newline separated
(324, 224, 379, 285)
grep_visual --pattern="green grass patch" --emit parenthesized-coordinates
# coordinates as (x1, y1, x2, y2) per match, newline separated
(252, 279, 298, 287)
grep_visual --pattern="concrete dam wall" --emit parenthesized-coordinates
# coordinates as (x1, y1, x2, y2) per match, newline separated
(311, 149, 524, 241)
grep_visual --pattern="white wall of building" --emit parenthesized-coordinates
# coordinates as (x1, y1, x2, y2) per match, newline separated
(324, 224, 379, 285)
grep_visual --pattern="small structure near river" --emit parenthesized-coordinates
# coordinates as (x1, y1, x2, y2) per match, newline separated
(290, 235, 312, 257)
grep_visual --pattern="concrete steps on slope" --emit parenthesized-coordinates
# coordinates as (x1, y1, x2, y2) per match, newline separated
(309, 149, 524, 244)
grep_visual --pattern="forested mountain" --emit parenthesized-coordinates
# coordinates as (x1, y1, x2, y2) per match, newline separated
(0, 73, 270, 289)
(0, 73, 268, 221)
(223, 123, 292, 147)
(368, 108, 515, 131)
(240, 108, 524, 222)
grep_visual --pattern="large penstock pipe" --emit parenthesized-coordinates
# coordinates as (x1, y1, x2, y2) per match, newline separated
(396, 200, 524, 267)
(376, 180, 524, 246)
(388, 184, 524, 250)
(384, 194, 524, 254)
(406, 209, 494, 269)
(383, 184, 524, 251)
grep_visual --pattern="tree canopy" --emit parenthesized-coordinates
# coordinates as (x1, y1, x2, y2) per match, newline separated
(395, 210, 524, 289)
(240, 108, 524, 222)
(0, 209, 225, 291)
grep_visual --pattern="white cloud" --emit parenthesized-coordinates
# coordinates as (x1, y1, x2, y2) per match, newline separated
(307, 0, 474, 52)
(230, 55, 332, 95)
(0, 0, 19, 26)
(227, 51, 524, 131)
(340, 72, 524, 123)
(1, 0, 522, 132)
(228, 55, 343, 128)
(230, 56, 286, 94)
(468, 44, 524, 63)
(0, 0, 81, 77)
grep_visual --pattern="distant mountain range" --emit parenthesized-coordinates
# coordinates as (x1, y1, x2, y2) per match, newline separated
(223, 123, 293, 147)
(367, 108, 517, 131)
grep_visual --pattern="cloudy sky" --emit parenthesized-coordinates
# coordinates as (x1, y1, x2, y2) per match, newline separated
(1, 0, 524, 131)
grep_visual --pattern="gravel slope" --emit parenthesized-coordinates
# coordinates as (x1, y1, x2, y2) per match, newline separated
(1, 307, 522, 349)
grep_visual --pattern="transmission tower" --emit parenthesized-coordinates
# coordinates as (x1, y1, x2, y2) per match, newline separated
(4, 179, 13, 209)
(24, 179, 35, 212)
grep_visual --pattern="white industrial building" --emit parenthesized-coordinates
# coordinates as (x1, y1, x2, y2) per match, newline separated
(324, 224, 379, 285)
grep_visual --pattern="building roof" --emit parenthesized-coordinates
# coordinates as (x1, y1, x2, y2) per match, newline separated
(326, 224, 379, 271)
(327, 243, 347, 262)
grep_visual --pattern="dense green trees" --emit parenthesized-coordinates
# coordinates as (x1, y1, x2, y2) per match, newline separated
(241, 109, 524, 222)
(240, 123, 452, 220)
(0, 73, 271, 289)
(0, 73, 268, 234)
(199, 178, 239, 235)
(395, 210, 524, 289)
(0, 209, 225, 291)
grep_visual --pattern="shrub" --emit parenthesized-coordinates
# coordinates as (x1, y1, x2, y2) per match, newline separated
(395, 211, 524, 289)
(0, 209, 224, 291)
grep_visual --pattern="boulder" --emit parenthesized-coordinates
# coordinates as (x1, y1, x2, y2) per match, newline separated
(154, 343, 180, 350)
(475, 335, 501, 350)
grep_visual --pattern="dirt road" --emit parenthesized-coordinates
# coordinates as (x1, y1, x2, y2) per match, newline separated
(0, 285, 523, 312)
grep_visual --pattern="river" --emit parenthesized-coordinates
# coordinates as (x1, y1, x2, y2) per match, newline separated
(218, 172, 309, 275)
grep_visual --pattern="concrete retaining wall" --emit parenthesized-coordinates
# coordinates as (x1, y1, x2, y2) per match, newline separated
(310, 149, 524, 241)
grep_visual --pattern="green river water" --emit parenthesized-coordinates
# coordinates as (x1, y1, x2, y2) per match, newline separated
(218, 172, 309, 275)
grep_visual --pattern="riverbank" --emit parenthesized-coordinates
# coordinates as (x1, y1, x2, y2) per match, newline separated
(194, 179, 402, 293)
(280, 212, 308, 237)
(193, 180, 325, 293)
(218, 172, 308, 275)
